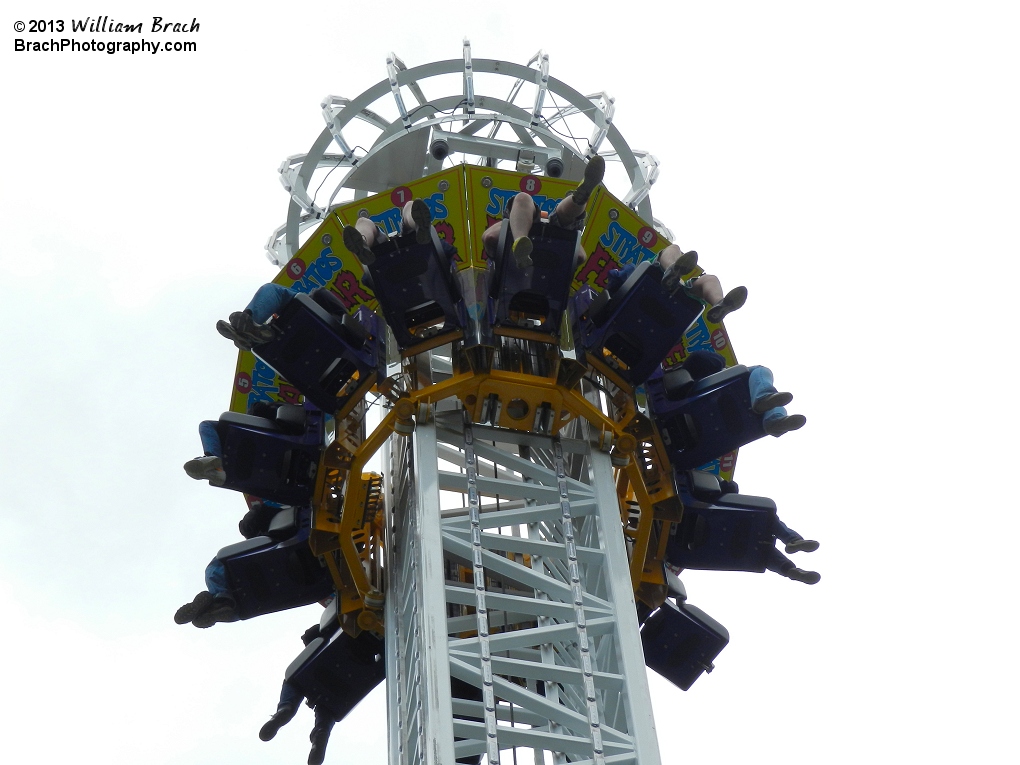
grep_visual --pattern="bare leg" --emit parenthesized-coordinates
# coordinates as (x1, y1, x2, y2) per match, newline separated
(508, 192, 535, 268)
(687, 274, 748, 323)
(551, 154, 605, 226)
(343, 217, 385, 265)
(687, 274, 724, 306)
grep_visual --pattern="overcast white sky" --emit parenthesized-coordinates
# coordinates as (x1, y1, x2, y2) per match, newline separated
(2, 2, 1018, 763)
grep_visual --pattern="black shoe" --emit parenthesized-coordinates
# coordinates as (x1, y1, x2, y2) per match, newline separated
(785, 567, 821, 585)
(230, 311, 278, 345)
(410, 199, 432, 245)
(785, 538, 820, 554)
(571, 154, 605, 207)
(259, 704, 298, 742)
(763, 414, 807, 437)
(192, 597, 239, 628)
(308, 727, 331, 765)
(216, 319, 252, 351)
(705, 285, 748, 323)
(752, 391, 794, 415)
(343, 224, 376, 266)
(174, 591, 214, 625)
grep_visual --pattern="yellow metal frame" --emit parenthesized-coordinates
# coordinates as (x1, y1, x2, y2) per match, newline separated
(312, 360, 685, 633)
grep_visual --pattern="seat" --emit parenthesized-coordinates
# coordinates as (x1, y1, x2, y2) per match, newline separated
(488, 218, 579, 342)
(218, 407, 324, 506)
(641, 599, 729, 691)
(216, 524, 333, 620)
(363, 227, 466, 354)
(284, 629, 386, 723)
(572, 260, 704, 387)
(648, 365, 767, 472)
(253, 293, 384, 419)
(664, 471, 778, 572)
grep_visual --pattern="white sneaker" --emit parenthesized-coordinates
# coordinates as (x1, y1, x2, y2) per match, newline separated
(183, 455, 226, 486)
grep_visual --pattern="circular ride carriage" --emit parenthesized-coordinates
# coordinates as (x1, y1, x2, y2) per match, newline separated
(192, 43, 813, 765)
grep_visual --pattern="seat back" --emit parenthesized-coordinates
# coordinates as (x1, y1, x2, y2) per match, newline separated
(641, 599, 729, 691)
(488, 219, 578, 340)
(253, 293, 384, 417)
(574, 261, 704, 386)
(285, 630, 386, 722)
(218, 410, 324, 505)
(665, 478, 777, 572)
(650, 365, 766, 471)
(218, 526, 333, 620)
(365, 228, 465, 352)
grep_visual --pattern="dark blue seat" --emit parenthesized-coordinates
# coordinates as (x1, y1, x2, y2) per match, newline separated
(572, 260, 703, 387)
(665, 470, 778, 572)
(364, 227, 465, 354)
(488, 219, 579, 342)
(285, 619, 386, 723)
(218, 405, 324, 506)
(253, 293, 385, 419)
(641, 599, 729, 691)
(647, 364, 766, 472)
(217, 515, 333, 620)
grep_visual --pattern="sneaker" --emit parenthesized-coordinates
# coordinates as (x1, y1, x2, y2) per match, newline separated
(192, 597, 239, 628)
(785, 538, 820, 554)
(231, 311, 278, 345)
(308, 727, 331, 765)
(662, 250, 699, 289)
(705, 285, 748, 323)
(785, 567, 821, 585)
(216, 319, 252, 351)
(763, 414, 807, 437)
(174, 591, 214, 625)
(752, 391, 794, 415)
(512, 236, 533, 269)
(410, 199, 432, 245)
(571, 154, 606, 207)
(183, 455, 226, 486)
(259, 704, 298, 741)
(343, 224, 376, 266)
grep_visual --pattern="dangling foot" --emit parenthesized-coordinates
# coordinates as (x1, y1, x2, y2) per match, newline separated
(174, 591, 214, 625)
(785, 567, 821, 585)
(230, 311, 278, 345)
(512, 236, 533, 269)
(192, 597, 239, 628)
(410, 199, 432, 245)
(571, 154, 606, 207)
(308, 727, 331, 765)
(662, 249, 699, 289)
(763, 414, 806, 437)
(785, 538, 820, 554)
(216, 319, 252, 351)
(260, 704, 298, 741)
(183, 455, 226, 486)
(343, 224, 376, 266)
(705, 285, 747, 323)
(752, 391, 794, 415)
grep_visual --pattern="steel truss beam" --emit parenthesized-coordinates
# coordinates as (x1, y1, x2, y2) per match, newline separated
(385, 410, 661, 765)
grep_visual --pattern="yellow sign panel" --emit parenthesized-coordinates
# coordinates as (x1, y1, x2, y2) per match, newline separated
(463, 166, 583, 269)
(334, 166, 469, 269)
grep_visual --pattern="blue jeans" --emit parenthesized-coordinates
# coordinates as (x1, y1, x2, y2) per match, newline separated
(772, 518, 801, 545)
(748, 365, 787, 425)
(198, 421, 222, 457)
(247, 283, 297, 324)
(204, 558, 232, 601)
(765, 548, 795, 575)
